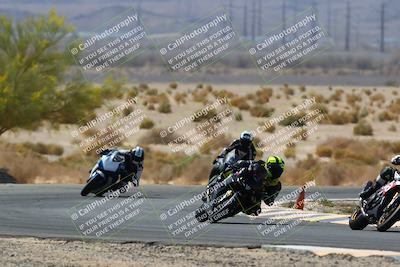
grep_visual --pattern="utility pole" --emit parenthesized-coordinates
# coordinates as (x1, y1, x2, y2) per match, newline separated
(251, 0, 256, 40)
(229, 0, 233, 21)
(380, 2, 385, 53)
(257, 0, 262, 36)
(345, 1, 351, 51)
(243, 0, 248, 38)
(327, 0, 332, 35)
(282, 0, 286, 45)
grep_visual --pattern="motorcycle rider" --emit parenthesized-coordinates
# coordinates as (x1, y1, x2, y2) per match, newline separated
(360, 155, 400, 200)
(209, 131, 257, 180)
(100, 146, 145, 188)
(210, 156, 285, 217)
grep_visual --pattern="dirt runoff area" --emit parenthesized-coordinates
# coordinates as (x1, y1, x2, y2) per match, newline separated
(0, 237, 399, 267)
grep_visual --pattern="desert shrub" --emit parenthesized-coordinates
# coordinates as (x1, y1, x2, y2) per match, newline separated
(199, 133, 232, 154)
(299, 85, 306, 92)
(126, 87, 138, 98)
(254, 87, 273, 104)
(169, 82, 178, 89)
(193, 109, 217, 122)
(249, 105, 274, 118)
(388, 98, 400, 114)
(230, 97, 250, 110)
(147, 104, 155, 110)
(174, 92, 187, 104)
(205, 84, 213, 91)
(315, 146, 332, 158)
(311, 103, 329, 114)
(158, 101, 172, 113)
(282, 84, 294, 96)
(284, 146, 296, 159)
(346, 94, 362, 105)
(364, 89, 372, 96)
(369, 93, 385, 103)
(212, 89, 235, 99)
(22, 142, 64, 156)
(138, 83, 149, 91)
(329, 89, 343, 101)
(279, 112, 306, 127)
(192, 88, 209, 103)
(326, 111, 353, 125)
(388, 124, 397, 132)
(234, 111, 242, 121)
(353, 120, 373, 136)
(146, 88, 158, 96)
(378, 111, 397, 121)
(292, 128, 308, 141)
(138, 128, 186, 145)
(140, 118, 155, 129)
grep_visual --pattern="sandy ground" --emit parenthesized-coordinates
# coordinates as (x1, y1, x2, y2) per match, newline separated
(0, 237, 398, 267)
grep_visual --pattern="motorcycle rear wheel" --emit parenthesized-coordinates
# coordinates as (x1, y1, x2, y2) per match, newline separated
(349, 207, 369, 230)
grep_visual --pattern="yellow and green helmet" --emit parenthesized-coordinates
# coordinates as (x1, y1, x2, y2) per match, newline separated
(264, 156, 285, 180)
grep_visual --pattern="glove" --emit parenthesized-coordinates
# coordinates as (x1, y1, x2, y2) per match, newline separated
(391, 155, 400, 165)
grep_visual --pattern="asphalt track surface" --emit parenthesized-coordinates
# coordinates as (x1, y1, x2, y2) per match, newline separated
(0, 184, 399, 251)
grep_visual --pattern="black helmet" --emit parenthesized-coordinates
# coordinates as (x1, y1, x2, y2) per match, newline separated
(265, 156, 285, 179)
(131, 146, 144, 163)
(240, 131, 253, 146)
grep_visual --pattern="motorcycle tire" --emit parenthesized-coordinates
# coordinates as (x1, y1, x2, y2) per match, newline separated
(349, 208, 369, 230)
(80, 174, 106, 196)
(377, 199, 400, 232)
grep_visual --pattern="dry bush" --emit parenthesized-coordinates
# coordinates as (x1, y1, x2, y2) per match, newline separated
(388, 124, 397, 132)
(292, 128, 308, 141)
(311, 103, 329, 115)
(346, 94, 362, 105)
(22, 142, 64, 156)
(169, 82, 178, 89)
(192, 109, 217, 122)
(329, 89, 343, 102)
(369, 93, 385, 103)
(146, 88, 158, 96)
(284, 146, 296, 159)
(139, 118, 155, 129)
(326, 111, 354, 125)
(158, 100, 172, 113)
(234, 111, 242, 121)
(279, 112, 307, 127)
(126, 87, 138, 98)
(138, 83, 149, 92)
(0, 142, 85, 184)
(388, 98, 400, 114)
(254, 87, 273, 104)
(315, 146, 333, 158)
(192, 88, 209, 103)
(353, 120, 373, 136)
(230, 97, 250, 110)
(282, 84, 294, 96)
(174, 92, 187, 104)
(212, 89, 236, 99)
(147, 104, 155, 110)
(309, 93, 326, 103)
(249, 105, 274, 118)
(378, 111, 397, 121)
(299, 85, 306, 92)
(138, 128, 186, 145)
(146, 93, 168, 104)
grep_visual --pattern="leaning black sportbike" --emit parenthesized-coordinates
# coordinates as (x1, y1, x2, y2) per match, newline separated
(349, 176, 400, 232)
(195, 170, 262, 223)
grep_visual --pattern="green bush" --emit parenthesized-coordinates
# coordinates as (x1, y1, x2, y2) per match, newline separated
(353, 120, 373, 136)
(158, 101, 172, 113)
(140, 118, 155, 129)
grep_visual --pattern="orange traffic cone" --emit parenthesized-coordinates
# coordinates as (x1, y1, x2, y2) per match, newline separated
(295, 187, 305, 210)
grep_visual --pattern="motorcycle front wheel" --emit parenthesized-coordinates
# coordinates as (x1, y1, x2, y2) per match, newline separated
(377, 193, 400, 232)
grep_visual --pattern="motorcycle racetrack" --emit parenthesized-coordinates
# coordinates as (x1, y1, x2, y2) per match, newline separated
(0, 184, 399, 253)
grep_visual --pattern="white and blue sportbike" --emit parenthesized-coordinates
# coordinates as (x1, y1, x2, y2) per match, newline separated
(81, 150, 135, 196)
